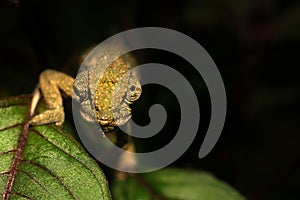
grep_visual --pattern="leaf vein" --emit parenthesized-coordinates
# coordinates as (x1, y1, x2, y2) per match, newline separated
(21, 159, 78, 200)
(0, 123, 23, 132)
(31, 128, 106, 195)
(17, 169, 50, 194)
(7, 192, 32, 199)
(0, 150, 16, 155)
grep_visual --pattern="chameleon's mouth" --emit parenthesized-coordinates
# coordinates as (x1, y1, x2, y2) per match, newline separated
(99, 113, 131, 133)
(99, 113, 131, 127)
(98, 106, 131, 127)
(99, 119, 111, 126)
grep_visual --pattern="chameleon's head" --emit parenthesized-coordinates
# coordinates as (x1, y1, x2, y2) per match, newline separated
(94, 57, 142, 131)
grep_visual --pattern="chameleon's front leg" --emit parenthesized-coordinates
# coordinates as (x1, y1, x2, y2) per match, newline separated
(30, 69, 74, 126)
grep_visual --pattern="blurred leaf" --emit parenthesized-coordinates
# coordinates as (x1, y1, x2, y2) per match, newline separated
(183, 1, 219, 27)
(112, 168, 245, 200)
(0, 95, 111, 199)
(274, 2, 300, 41)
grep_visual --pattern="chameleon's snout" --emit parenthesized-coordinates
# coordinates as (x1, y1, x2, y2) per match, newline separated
(97, 110, 112, 126)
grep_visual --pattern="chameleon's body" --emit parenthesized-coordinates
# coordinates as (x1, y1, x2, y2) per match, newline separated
(30, 54, 142, 131)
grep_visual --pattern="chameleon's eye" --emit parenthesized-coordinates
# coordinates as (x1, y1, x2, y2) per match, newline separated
(130, 85, 136, 92)
(126, 85, 142, 103)
(73, 85, 87, 102)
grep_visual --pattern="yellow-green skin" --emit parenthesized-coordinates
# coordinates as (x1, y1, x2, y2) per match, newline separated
(94, 55, 142, 130)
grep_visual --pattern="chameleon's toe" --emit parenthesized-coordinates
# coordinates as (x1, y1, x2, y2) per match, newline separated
(30, 108, 65, 126)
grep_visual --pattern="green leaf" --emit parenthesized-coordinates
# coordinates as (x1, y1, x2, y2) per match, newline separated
(0, 95, 111, 200)
(112, 168, 245, 200)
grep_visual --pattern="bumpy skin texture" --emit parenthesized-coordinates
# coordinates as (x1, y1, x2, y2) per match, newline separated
(30, 54, 142, 132)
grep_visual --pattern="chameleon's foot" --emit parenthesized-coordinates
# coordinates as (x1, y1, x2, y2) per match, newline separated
(30, 107, 65, 126)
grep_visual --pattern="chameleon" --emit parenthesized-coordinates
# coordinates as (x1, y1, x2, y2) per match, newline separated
(30, 52, 142, 132)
